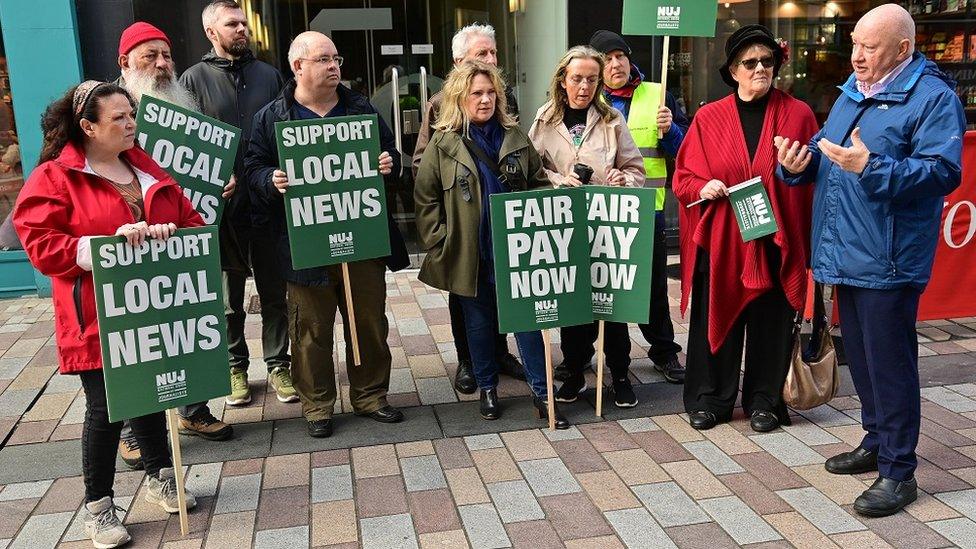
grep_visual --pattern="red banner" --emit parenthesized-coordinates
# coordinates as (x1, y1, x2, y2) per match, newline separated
(919, 131, 976, 320)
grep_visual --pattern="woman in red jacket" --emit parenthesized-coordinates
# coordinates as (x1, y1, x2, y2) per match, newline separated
(14, 81, 203, 549)
(673, 26, 817, 433)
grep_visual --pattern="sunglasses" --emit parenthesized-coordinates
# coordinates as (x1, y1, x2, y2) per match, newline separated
(736, 55, 775, 70)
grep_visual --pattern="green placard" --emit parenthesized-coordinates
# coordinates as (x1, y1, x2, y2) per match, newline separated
(622, 0, 719, 37)
(729, 177, 779, 242)
(91, 226, 231, 422)
(136, 95, 240, 226)
(275, 115, 391, 269)
(586, 187, 655, 323)
(490, 188, 593, 333)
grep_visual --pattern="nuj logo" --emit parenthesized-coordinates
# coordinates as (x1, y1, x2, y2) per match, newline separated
(156, 369, 186, 387)
(594, 292, 614, 304)
(534, 299, 558, 311)
(749, 194, 772, 224)
(657, 6, 681, 29)
(329, 232, 353, 245)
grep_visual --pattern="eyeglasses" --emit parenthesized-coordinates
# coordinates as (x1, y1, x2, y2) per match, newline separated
(736, 55, 775, 71)
(300, 55, 344, 67)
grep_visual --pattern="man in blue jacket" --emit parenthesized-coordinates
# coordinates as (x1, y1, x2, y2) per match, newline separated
(776, 3, 965, 517)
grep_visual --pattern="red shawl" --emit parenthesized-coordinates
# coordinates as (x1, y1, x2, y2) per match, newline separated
(674, 89, 818, 353)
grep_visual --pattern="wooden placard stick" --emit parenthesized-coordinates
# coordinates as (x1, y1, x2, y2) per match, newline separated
(542, 329, 556, 431)
(658, 36, 670, 140)
(165, 408, 189, 535)
(595, 320, 606, 417)
(341, 263, 362, 366)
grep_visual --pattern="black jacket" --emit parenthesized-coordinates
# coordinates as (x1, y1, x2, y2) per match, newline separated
(180, 50, 284, 227)
(243, 80, 410, 286)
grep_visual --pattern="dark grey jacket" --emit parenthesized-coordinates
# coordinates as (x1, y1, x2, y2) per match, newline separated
(180, 50, 283, 227)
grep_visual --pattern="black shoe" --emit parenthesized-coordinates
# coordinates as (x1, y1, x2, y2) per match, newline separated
(611, 378, 638, 408)
(497, 353, 527, 381)
(307, 418, 334, 438)
(553, 362, 573, 383)
(750, 410, 779, 432)
(853, 477, 917, 517)
(825, 446, 879, 475)
(533, 397, 570, 430)
(689, 410, 718, 430)
(480, 388, 501, 420)
(357, 405, 404, 423)
(653, 358, 686, 384)
(555, 372, 586, 403)
(453, 360, 477, 395)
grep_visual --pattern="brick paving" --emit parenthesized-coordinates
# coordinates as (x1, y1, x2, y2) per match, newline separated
(0, 270, 975, 547)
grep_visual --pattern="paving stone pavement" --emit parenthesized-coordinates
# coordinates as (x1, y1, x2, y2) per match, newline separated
(0, 271, 975, 547)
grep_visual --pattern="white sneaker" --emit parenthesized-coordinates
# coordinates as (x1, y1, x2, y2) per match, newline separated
(84, 496, 131, 549)
(145, 467, 197, 514)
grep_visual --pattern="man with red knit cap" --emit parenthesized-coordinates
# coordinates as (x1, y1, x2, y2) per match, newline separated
(116, 22, 198, 110)
(114, 21, 235, 471)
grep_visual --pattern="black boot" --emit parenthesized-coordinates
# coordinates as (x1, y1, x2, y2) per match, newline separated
(497, 353, 527, 381)
(825, 446, 879, 475)
(533, 397, 570, 430)
(480, 388, 501, 420)
(453, 360, 477, 394)
(853, 477, 917, 517)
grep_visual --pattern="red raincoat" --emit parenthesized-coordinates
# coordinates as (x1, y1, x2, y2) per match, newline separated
(13, 141, 204, 374)
(673, 89, 818, 353)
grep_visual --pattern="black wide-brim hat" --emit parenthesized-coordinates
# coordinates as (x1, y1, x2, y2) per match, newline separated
(719, 24, 784, 88)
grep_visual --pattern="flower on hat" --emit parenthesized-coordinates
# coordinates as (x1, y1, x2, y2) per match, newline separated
(777, 38, 791, 64)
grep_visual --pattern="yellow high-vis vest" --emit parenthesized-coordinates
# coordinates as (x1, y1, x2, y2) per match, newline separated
(625, 82, 668, 211)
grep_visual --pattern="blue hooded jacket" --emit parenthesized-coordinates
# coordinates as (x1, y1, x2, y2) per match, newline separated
(778, 52, 966, 291)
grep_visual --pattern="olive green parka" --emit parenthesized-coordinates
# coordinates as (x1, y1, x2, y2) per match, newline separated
(414, 125, 552, 297)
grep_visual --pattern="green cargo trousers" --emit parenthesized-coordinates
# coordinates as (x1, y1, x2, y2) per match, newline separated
(288, 259, 392, 420)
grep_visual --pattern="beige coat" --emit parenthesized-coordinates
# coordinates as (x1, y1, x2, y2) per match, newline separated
(527, 101, 645, 187)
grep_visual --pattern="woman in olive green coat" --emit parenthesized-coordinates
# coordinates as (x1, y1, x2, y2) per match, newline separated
(414, 61, 568, 428)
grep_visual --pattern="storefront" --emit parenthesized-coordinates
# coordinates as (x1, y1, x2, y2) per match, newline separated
(0, 0, 973, 292)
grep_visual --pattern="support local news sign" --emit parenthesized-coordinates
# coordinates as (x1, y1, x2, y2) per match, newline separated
(919, 131, 976, 320)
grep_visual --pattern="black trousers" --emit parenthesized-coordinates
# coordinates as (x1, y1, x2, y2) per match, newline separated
(449, 292, 510, 363)
(80, 370, 171, 502)
(683, 250, 795, 421)
(560, 321, 632, 380)
(638, 226, 682, 364)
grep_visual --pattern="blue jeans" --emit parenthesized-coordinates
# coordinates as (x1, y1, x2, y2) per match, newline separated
(457, 272, 549, 399)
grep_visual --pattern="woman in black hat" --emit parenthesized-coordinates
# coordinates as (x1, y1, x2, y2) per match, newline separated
(672, 25, 819, 432)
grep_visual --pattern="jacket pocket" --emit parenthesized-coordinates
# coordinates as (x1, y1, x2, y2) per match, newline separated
(885, 211, 897, 277)
(73, 276, 85, 333)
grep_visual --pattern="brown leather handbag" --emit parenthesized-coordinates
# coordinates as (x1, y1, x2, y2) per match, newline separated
(783, 283, 839, 410)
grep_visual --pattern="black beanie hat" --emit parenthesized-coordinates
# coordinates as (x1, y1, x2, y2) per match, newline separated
(719, 24, 783, 88)
(589, 30, 631, 57)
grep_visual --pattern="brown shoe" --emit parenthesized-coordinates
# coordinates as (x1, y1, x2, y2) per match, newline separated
(178, 411, 233, 441)
(119, 438, 143, 470)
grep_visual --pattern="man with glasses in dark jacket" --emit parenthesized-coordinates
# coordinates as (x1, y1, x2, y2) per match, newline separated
(245, 31, 410, 438)
(180, 1, 293, 415)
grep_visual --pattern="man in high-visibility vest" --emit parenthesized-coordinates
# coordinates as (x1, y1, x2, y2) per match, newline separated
(589, 30, 689, 384)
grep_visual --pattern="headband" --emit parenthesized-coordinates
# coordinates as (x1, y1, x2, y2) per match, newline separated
(72, 80, 107, 116)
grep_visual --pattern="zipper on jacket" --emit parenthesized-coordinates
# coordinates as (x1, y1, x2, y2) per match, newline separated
(73, 277, 85, 335)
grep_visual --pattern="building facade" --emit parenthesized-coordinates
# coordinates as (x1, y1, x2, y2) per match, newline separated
(1, 0, 974, 290)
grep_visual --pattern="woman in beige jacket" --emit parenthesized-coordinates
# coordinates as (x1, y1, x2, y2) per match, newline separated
(528, 45, 646, 408)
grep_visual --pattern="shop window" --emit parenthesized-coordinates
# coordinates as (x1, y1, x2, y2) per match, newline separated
(0, 22, 25, 250)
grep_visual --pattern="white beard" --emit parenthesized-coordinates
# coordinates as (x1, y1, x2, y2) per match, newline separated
(124, 69, 199, 112)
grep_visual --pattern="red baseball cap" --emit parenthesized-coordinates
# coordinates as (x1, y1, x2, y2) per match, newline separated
(118, 22, 171, 56)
